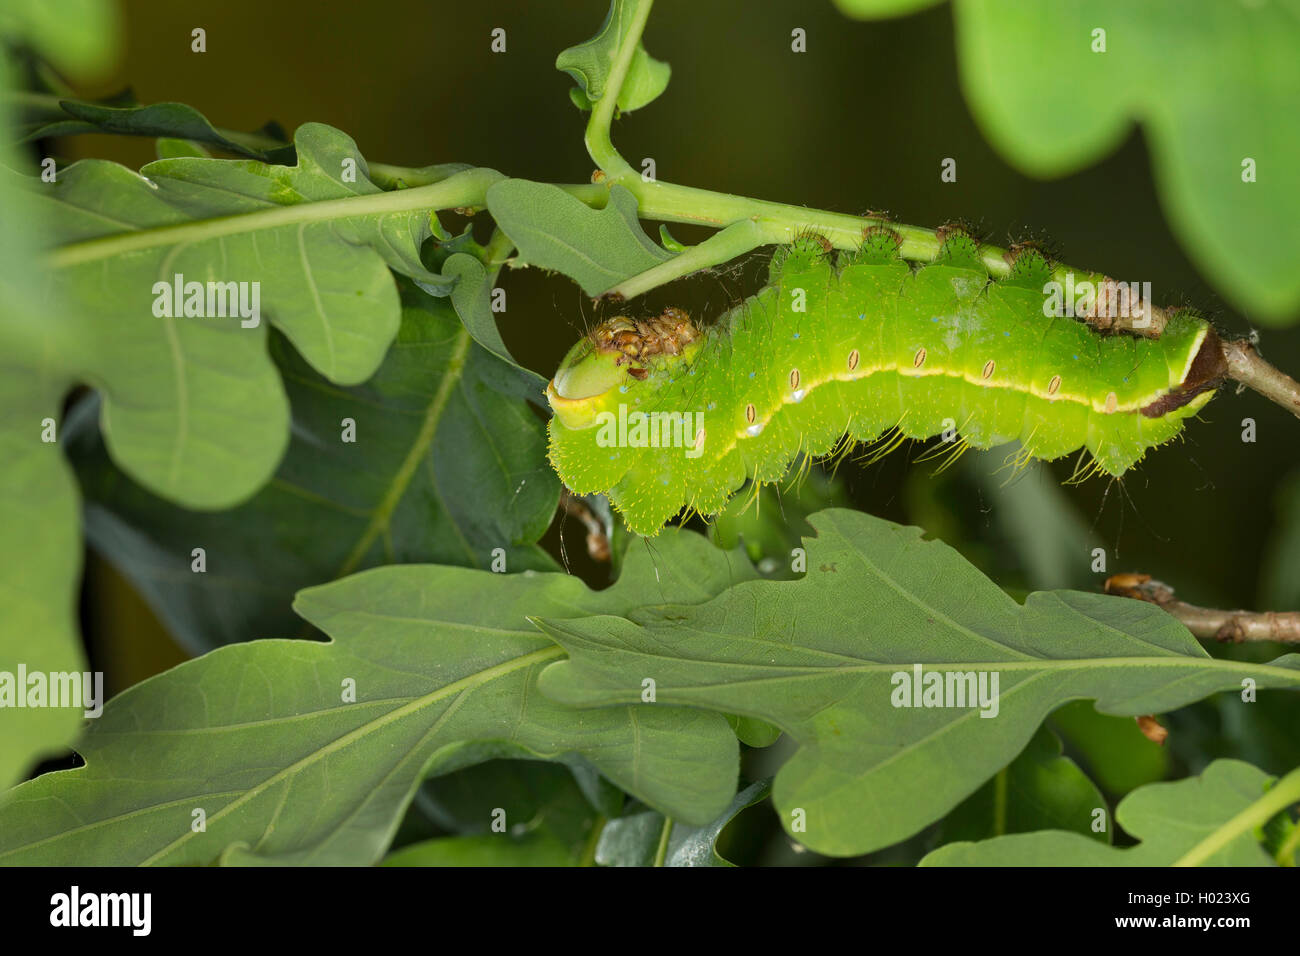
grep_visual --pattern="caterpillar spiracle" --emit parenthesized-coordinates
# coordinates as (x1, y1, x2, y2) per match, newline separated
(545, 232, 1227, 537)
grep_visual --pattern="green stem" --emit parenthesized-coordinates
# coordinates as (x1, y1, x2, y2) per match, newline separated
(480, 226, 517, 283)
(651, 815, 673, 866)
(17, 76, 1106, 305)
(368, 163, 475, 191)
(609, 218, 771, 299)
(1173, 766, 1300, 867)
(48, 167, 507, 269)
(569, 0, 1131, 317)
(603, 174, 1122, 305)
(583, 0, 655, 177)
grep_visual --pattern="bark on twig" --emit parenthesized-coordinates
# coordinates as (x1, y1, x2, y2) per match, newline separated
(1223, 337, 1300, 420)
(1104, 573, 1300, 644)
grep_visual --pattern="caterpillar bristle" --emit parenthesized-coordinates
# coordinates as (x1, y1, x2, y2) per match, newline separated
(856, 425, 909, 467)
(1063, 449, 1109, 486)
(935, 218, 985, 245)
(927, 436, 972, 476)
(824, 434, 858, 476)
(993, 443, 1038, 488)
(1006, 229, 1062, 266)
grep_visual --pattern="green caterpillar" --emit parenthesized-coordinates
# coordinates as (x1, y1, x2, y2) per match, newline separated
(546, 232, 1226, 536)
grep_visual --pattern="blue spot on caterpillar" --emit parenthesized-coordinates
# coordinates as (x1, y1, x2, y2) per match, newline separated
(545, 233, 1227, 536)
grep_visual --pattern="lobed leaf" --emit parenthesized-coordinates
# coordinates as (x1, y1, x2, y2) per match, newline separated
(443, 252, 548, 401)
(485, 179, 671, 297)
(0, 529, 752, 865)
(0, 6, 119, 784)
(536, 509, 1300, 856)
(3, 122, 468, 510)
(0, 370, 85, 788)
(17, 96, 291, 162)
(68, 285, 560, 653)
(557, 0, 671, 114)
(839, 0, 1300, 323)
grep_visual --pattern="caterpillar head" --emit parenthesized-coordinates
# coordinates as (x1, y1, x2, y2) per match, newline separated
(547, 307, 700, 428)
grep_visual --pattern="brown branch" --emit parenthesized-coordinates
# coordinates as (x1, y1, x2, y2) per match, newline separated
(1104, 573, 1300, 644)
(1223, 337, 1300, 420)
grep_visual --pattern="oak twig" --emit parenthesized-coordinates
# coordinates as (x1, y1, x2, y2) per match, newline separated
(1223, 337, 1300, 421)
(1105, 574, 1300, 644)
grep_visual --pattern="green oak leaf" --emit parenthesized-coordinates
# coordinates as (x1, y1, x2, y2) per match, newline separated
(557, 0, 671, 114)
(0, 369, 84, 788)
(10, 92, 468, 191)
(68, 284, 560, 653)
(535, 509, 1300, 857)
(922, 759, 1294, 866)
(443, 251, 548, 401)
(839, 0, 1300, 324)
(596, 779, 771, 867)
(17, 97, 291, 162)
(1, 122, 466, 510)
(935, 724, 1108, 845)
(0, 5, 118, 787)
(0, 529, 752, 865)
(485, 179, 671, 297)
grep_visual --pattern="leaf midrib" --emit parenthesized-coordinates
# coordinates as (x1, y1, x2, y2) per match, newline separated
(47, 169, 501, 269)
(0, 644, 565, 864)
(334, 325, 473, 578)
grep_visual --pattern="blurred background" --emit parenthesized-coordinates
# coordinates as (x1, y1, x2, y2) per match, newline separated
(42, 0, 1300, 864)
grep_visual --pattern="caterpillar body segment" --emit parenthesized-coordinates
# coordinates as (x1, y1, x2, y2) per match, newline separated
(546, 235, 1225, 536)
